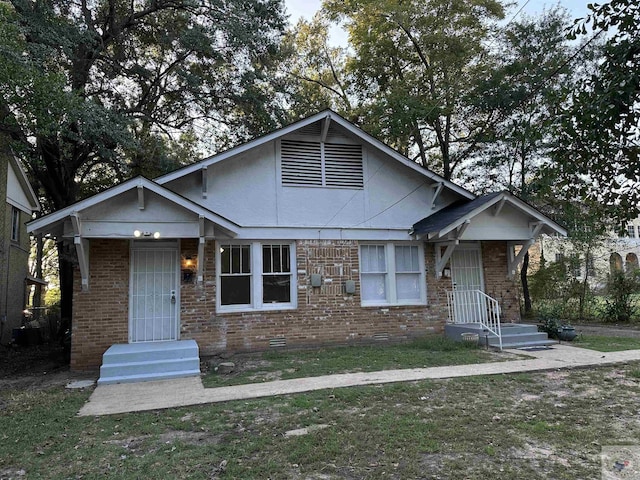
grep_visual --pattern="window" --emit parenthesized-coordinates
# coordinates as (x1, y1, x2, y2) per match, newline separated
(218, 242, 295, 311)
(10, 207, 20, 242)
(262, 244, 291, 303)
(628, 225, 636, 238)
(360, 243, 425, 306)
(555, 253, 564, 263)
(281, 140, 363, 188)
(570, 255, 581, 278)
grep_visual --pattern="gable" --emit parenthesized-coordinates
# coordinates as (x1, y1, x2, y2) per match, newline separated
(6, 157, 39, 214)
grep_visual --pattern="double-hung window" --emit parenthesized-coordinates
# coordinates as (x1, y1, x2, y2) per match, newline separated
(218, 242, 296, 312)
(360, 243, 425, 306)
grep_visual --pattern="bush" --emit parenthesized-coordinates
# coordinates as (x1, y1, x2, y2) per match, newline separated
(604, 270, 640, 322)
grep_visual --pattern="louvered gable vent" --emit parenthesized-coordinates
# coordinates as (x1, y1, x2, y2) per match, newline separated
(281, 140, 322, 186)
(280, 139, 363, 189)
(325, 143, 363, 188)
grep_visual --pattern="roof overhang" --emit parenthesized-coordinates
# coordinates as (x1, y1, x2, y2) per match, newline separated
(411, 191, 567, 242)
(27, 176, 239, 240)
(7, 151, 40, 214)
(155, 110, 475, 201)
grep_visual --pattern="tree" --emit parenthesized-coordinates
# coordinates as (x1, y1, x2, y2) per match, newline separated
(549, 0, 640, 223)
(322, 0, 506, 179)
(462, 9, 592, 313)
(282, 14, 354, 120)
(0, 0, 287, 323)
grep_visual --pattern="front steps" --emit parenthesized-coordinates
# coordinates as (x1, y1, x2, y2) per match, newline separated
(98, 340, 201, 385)
(445, 323, 556, 349)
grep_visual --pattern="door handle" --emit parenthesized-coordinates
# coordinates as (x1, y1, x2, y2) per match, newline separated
(170, 290, 176, 304)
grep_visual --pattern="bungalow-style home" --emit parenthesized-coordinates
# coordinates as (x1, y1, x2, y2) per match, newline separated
(1, 136, 41, 343)
(28, 111, 566, 383)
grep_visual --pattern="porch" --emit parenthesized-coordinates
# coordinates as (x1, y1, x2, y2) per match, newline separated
(445, 289, 555, 349)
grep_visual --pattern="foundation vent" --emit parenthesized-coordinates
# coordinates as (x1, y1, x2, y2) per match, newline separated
(269, 337, 287, 348)
(373, 333, 390, 342)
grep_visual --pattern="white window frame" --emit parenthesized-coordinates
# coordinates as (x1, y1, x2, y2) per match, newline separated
(359, 242, 426, 307)
(216, 241, 297, 313)
(627, 225, 636, 238)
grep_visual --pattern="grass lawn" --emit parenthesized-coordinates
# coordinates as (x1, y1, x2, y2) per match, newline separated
(574, 334, 640, 352)
(3, 363, 640, 479)
(203, 336, 510, 388)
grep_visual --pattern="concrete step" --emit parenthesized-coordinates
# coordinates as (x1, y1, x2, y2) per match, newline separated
(487, 331, 551, 347)
(498, 323, 540, 335)
(98, 340, 200, 385)
(500, 339, 558, 349)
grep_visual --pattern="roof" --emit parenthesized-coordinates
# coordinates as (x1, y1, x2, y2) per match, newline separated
(155, 110, 475, 201)
(411, 191, 567, 240)
(6, 150, 40, 213)
(27, 176, 239, 236)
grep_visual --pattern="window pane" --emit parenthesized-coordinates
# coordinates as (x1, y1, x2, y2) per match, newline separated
(221, 245, 231, 274)
(241, 245, 250, 273)
(396, 273, 421, 301)
(221, 276, 251, 305)
(263, 274, 291, 303)
(396, 246, 419, 272)
(361, 273, 386, 302)
(362, 245, 386, 273)
(263, 245, 272, 273)
(282, 245, 290, 272)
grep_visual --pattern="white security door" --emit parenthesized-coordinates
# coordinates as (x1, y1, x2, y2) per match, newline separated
(130, 242, 179, 343)
(450, 245, 484, 323)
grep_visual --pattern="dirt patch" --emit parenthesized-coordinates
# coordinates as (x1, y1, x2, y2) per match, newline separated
(0, 343, 96, 391)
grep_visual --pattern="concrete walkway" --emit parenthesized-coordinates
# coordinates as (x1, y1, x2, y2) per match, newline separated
(78, 344, 640, 416)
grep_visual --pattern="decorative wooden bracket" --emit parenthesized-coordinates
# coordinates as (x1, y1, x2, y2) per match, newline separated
(493, 197, 506, 217)
(529, 221, 544, 238)
(70, 213, 90, 291)
(507, 239, 535, 279)
(430, 182, 443, 210)
(201, 166, 208, 199)
(197, 215, 205, 283)
(137, 184, 144, 210)
(435, 240, 459, 278)
(321, 115, 331, 143)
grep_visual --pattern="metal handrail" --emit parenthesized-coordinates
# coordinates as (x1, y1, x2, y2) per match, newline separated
(447, 289, 502, 350)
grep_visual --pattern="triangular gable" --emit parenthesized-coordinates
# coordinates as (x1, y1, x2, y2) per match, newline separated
(27, 176, 239, 238)
(6, 152, 40, 214)
(155, 110, 475, 201)
(411, 191, 567, 241)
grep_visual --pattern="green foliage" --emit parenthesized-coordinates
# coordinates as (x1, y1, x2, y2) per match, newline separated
(548, 0, 640, 223)
(604, 270, 640, 322)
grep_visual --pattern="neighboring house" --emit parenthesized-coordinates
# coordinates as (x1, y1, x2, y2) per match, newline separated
(28, 111, 566, 376)
(535, 219, 640, 288)
(0, 137, 41, 343)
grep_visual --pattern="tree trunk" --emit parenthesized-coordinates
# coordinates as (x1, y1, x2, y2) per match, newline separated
(33, 233, 43, 321)
(521, 251, 532, 314)
(57, 243, 75, 335)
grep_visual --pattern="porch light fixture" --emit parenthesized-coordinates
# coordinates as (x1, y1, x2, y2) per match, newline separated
(133, 230, 160, 239)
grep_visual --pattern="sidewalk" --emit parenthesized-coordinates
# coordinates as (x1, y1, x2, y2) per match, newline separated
(78, 344, 640, 416)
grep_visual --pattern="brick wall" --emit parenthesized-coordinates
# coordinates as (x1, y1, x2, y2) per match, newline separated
(71, 239, 129, 369)
(481, 241, 521, 323)
(70, 238, 518, 369)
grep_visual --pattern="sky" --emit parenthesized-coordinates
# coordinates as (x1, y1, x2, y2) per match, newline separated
(284, 0, 593, 45)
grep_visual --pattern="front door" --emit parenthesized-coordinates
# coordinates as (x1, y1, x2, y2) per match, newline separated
(450, 244, 484, 323)
(129, 241, 179, 343)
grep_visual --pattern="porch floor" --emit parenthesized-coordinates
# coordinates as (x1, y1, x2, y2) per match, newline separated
(98, 340, 201, 385)
(445, 323, 556, 349)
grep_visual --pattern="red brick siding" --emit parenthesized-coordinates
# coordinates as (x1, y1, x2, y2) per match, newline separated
(70, 239, 518, 369)
(481, 241, 521, 323)
(71, 239, 129, 370)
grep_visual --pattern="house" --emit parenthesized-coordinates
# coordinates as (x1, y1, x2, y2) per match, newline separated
(534, 219, 640, 288)
(1, 136, 41, 343)
(27, 111, 566, 381)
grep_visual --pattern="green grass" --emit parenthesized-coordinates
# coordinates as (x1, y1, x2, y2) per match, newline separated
(203, 335, 502, 387)
(574, 334, 640, 352)
(4, 363, 640, 479)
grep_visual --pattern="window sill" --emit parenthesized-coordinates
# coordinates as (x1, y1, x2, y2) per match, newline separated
(361, 301, 427, 308)
(217, 304, 297, 314)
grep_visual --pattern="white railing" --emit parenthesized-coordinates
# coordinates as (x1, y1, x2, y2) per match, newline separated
(447, 290, 502, 350)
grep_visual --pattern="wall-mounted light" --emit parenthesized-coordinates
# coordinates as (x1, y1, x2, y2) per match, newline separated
(181, 254, 197, 283)
(133, 230, 160, 239)
(443, 267, 451, 278)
